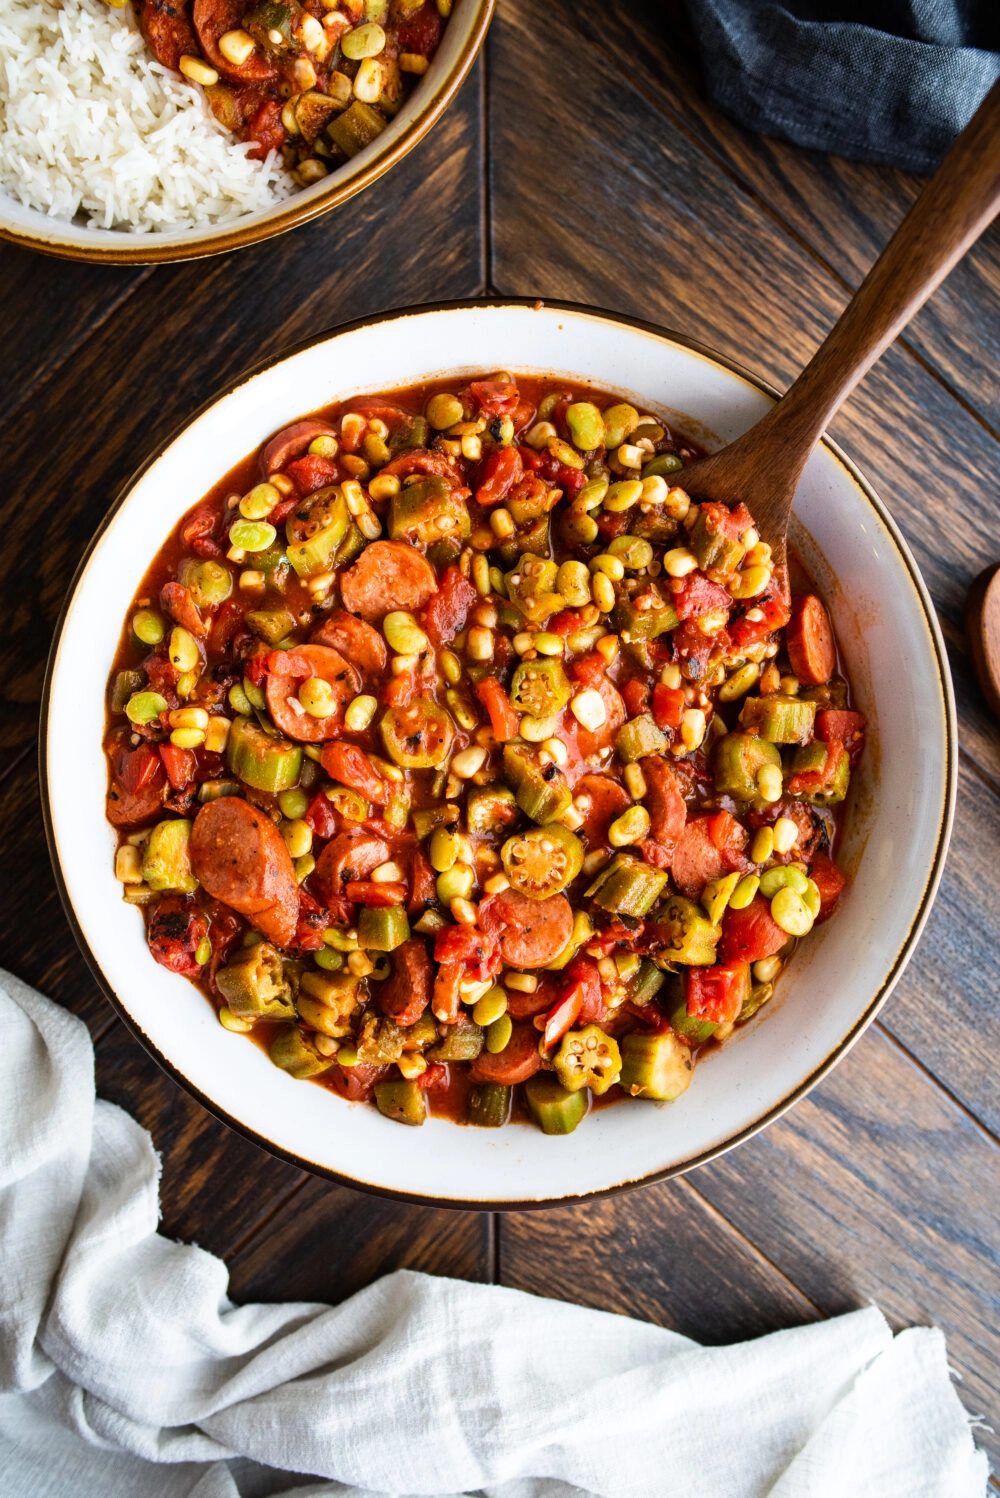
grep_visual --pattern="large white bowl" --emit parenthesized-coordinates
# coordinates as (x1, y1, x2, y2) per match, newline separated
(42, 301, 955, 1206)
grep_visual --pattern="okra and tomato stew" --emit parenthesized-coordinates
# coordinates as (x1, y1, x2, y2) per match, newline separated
(104, 374, 864, 1136)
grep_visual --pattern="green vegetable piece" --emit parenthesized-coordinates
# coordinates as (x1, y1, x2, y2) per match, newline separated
(525, 1073, 589, 1134)
(467, 1082, 513, 1128)
(245, 604, 298, 645)
(402, 1009, 439, 1049)
(510, 657, 572, 718)
(428, 1016, 484, 1062)
(713, 732, 782, 800)
(269, 1027, 335, 1078)
(380, 701, 455, 769)
(125, 690, 168, 725)
(388, 476, 471, 546)
(628, 959, 667, 1006)
(216, 941, 294, 1020)
(180, 558, 233, 608)
(132, 609, 166, 646)
(789, 742, 851, 806)
(227, 716, 302, 793)
(739, 694, 817, 745)
(689, 506, 746, 573)
(585, 853, 668, 917)
(244, 0, 300, 52)
(612, 594, 680, 642)
(465, 783, 518, 835)
(554, 1024, 622, 1094)
(602, 403, 639, 450)
(651, 895, 721, 965)
(328, 100, 387, 158)
(620, 1030, 693, 1100)
(285, 486, 350, 578)
(669, 992, 717, 1044)
(737, 981, 774, 1025)
(641, 452, 684, 479)
(358, 905, 410, 952)
(502, 743, 573, 824)
(565, 402, 605, 452)
(142, 819, 198, 893)
(355, 1011, 406, 1064)
(501, 823, 583, 898)
(412, 803, 461, 840)
(507, 556, 563, 625)
(614, 713, 667, 763)
(111, 669, 145, 714)
(230, 520, 276, 553)
(374, 1078, 428, 1126)
(508, 485, 554, 525)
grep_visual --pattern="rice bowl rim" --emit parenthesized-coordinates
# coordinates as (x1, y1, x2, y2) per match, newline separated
(0, 0, 494, 265)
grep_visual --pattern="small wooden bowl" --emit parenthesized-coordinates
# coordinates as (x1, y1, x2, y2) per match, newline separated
(966, 564, 1000, 717)
(0, 0, 493, 266)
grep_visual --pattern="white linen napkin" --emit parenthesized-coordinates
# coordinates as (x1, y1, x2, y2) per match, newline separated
(0, 969, 988, 1497)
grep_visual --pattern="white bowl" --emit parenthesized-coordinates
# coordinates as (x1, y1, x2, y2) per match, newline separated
(0, 0, 492, 265)
(42, 300, 955, 1206)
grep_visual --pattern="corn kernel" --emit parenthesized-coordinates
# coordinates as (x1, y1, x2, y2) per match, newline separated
(751, 827, 775, 864)
(505, 972, 538, 993)
(178, 54, 218, 85)
(483, 872, 511, 896)
(170, 728, 205, 749)
(466, 627, 494, 661)
(757, 763, 784, 802)
(115, 844, 144, 884)
(570, 689, 607, 731)
(664, 548, 698, 578)
(680, 708, 707, 751)
(772, 816, 799, 855)
(203, 716, 231, 754)
(450, 896, 479, 925)
(624, 762, 647, 800)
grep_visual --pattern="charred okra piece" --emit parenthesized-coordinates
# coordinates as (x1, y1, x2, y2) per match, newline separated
(467, 1083, 513, 1128)
(713, 732, 782, 800)
(614, 713, 667, 763)
(620, 1030, 693, 1101)
(503, 743, 573, 824)
(216, 941, 294, 1020)
(374, 1077, 428, 1126)
(269, 1026, 336, 1078)
(585, 853, 668, 918)
(357, 904, 410, 952)
(465, 783, 518, 835)
(650, 896, 721, 965)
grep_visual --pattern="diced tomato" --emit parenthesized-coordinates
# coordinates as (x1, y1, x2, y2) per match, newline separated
(563, 955, 604, 1023)
(557, 466, 587, 500)
(345, 880, 407, 906)
(652, 682, 685, 729)
(809, 850, 847, 922)
(416, 1062, 449, 1090)
(244, 650, 270, 689)
(542, 988, 583, 1050)
(475, 677, 520, 742)
(622, 679, 650, 718)
(786, 740, 848, 798)
(293, 889, 328, 951)
(159, 742, 196, 791)
(474, 445, 522, 506)
(267, 649, 312, 678)
(327, 1062, 386, 1102)
(208, 599, 245, 655)
(243, 97, 286, 162)
(320, 743, 388, 805)
(434, 923, 490, 966)
(816, 709, 867, 767)
(699, 500, 754, 541)
(120, 741, 163, 796)
(675, 573, 732, 621)
(271, 495, 298, 524)
(707, 809, 742, 854)
(407, 848, 437, 914)
(547, 610, 580, 636)
(423, 564, 478, 645)
(285, 454, 339, 494)
(729, 592, 791, 649)
(569, 652, 607, 689)
(147, 896, 208, 978)
(719, 896, 787, 964)
(672, 618, 729, 679)
(686, 962, 750, 1024)
(467, 379, 518, 418)
(305, 791, 339, 841)
(160, 580, 206, 638)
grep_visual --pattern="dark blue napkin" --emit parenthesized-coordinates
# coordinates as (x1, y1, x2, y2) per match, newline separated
(683, 1, 1000, 171)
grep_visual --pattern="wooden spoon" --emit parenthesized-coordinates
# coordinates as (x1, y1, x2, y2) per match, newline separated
(679, 77, 1000, 579)
(966, 564, 1000, 717)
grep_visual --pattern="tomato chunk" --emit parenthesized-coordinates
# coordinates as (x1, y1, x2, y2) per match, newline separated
(719, 896, 787, 964)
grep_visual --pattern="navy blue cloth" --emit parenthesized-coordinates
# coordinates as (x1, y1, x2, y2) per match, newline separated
(683, 1, 1000, 171)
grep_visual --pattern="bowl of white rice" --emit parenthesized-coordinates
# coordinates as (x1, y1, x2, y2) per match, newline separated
(0, 0, 492, 262)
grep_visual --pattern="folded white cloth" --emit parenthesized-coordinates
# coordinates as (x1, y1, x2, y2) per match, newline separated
(0, 970, 988, 1497)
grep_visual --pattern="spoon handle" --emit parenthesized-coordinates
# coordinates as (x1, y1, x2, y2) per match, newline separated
(748, 77, 1000, 476)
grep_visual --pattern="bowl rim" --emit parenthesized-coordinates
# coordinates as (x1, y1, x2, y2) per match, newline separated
(0, 0, 494, 266)
(39, 296, 958, 1210)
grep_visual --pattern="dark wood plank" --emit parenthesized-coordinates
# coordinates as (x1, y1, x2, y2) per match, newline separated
(554, 0, 1000, 436)
(0, 245, 151, 423)
(500, 1177, 817, 1344)
(692, 1025, 1000, 1463)
(0, 64, 484, 770)
(228, 1177, 491, 1302)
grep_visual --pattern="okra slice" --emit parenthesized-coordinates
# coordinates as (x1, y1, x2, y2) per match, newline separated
(612, 595, 679, 641)
(688, 507, 746, 573)
(227, 716, 302, 793)
(388, 476, 471, 545)
(380, 701, 455, 769)
(502, 743, 573, 824)
(620, 1030, 693, 1101)
(467, 1082, 513, 1128)
(216, 942, 295, 1020)
(713, 732, 782, 800)
(374, 1077, 428, 1126)
(524, 1073, 589, 1135)
(650, 895, 721, 965)
(357, 904, 410, 952)
(614, 713, 667, 763)
(554, 1025, 622, 1094)
(585, 852, 668, 918)
(284, 486, 350, 578)
(269, 1026, 336, 1078)
(428, 1016, 484, 1062)
(142, 818, 198, 894)
(628, 958, 668, 1007)
(739, 694, 817, 745)
(246, 605, 298, 646)
(465, 783, 518, 835)
(509, 657, 572, 718)
(501, 824, 584, 899)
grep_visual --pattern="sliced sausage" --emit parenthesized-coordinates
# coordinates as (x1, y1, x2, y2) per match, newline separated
(265, 644, 360, 743)
(310, 611, 388, 675)
(670, 818, 725, 900)
(573, 774, 630, 846)
(319, 743, 389, 805)
(313, 829, 389, 904)
(484, 888, 574, 969)
(192, 0, 278, 82)
(190, 798, 298, 947)
(378, 937, 432, 1027)
(640, 756, 686, 851)
(505, 972, 559, 1021)
(786, 595, 836, 686)
(139, 0, 199, 71)
(147, 896, 209, 977)
(260, 418, 338, 477)
(469, 1022, 543, 1085)
(563, 675, 625, 760)
(339, 541, 438, 621)
(379, 447, 465, 487)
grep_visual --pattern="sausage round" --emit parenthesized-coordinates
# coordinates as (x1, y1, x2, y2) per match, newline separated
(378, 938, 432, 1027)
(139, 0, 199, 70)
(573, 774, 630, 846)
(192, 0, 278, 82)
(379, 447, 466, 487)
(487, 888, 574, 969)
(190, 798, 298, 947)
(313, 829, 390, 904)
(260, 419, 338, 477)
(786, 595, 836, 686)
(470, 1023, 543, 1085)
(669, 818, 725, 900)
(265, 644, 360, 743)
(310, 611, 388, 675)
(339, 542, 438, 622)
(640, 756, 686, 851)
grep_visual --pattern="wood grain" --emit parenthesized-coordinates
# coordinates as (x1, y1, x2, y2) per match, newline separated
(500, 1177, 817, 1344)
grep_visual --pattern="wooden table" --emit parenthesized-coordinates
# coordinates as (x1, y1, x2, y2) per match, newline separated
(2, 0, 999, 1468)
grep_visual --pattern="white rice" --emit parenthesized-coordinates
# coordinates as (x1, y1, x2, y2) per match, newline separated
(0, 0, 297, 232)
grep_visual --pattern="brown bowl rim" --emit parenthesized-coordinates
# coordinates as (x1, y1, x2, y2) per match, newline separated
(0, 0, 494, 266)
(39, 296, 957, 1210)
